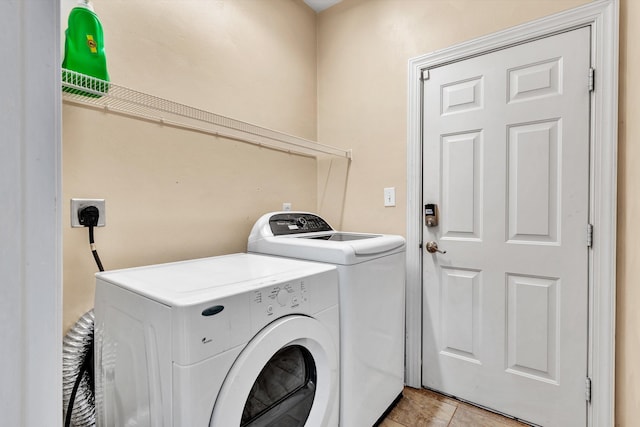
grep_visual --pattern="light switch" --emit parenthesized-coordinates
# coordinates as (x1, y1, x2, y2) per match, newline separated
(384, 187, 396, 207)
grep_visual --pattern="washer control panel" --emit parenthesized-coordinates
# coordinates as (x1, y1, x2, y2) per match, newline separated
(269, 213, 333, 235)
(252, 279, 309, 325)
(174, 265, 337, 364)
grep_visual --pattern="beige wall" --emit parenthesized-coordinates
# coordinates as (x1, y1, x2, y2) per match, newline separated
(616, 0, 639, 425)
(317, 0, 638, 425)
(63, 0, 640, 424)
(62, 0, 319, 332)
(316, 0, 592, 236)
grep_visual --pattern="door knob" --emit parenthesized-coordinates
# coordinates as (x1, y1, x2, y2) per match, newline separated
(426, 241, 446, 254)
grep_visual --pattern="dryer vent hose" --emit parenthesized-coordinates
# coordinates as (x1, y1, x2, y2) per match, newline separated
(62, 309, 96, 427)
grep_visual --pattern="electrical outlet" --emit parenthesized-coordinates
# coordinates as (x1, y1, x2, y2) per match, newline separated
(282, 202, 292, 211)
(71, 198, 106, 227)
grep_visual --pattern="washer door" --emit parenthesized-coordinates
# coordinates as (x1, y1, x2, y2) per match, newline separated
(210, 315, 338, 427)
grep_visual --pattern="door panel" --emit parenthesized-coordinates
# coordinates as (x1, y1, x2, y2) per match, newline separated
(441, 131, 482, 238)
(440, 267, 482, 362)
(422, 27, 590, 427)
(506, 273, 559, 382)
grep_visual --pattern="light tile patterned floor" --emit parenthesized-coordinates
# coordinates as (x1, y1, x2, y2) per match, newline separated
(379, 387, 529, 427)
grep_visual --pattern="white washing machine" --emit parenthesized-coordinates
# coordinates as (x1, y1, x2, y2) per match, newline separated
(248, 212, 406, 427)
(93, 253, 340, 427)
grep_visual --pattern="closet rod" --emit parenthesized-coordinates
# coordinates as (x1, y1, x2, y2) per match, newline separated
(61, 69, 352, 159)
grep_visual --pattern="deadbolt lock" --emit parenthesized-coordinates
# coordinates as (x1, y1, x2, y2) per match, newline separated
(425, 204, 438, 227)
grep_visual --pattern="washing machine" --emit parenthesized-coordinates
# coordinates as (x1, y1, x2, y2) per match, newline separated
(93, 253, 340, 427)
(248, 212, 406, 427)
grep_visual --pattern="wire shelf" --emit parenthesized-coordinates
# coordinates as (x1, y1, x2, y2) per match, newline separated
(61, 69, 352, 159)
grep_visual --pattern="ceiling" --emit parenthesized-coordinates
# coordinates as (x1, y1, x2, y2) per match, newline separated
(303, 0, 342, 13)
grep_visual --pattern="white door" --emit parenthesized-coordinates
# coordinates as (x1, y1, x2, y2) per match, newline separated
(422, 27, 591, 427)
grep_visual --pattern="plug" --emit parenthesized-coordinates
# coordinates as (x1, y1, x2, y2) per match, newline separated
(78, 205, 100, 227)
(70, 199, 105, 227)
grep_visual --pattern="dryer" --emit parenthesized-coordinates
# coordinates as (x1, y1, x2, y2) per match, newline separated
(93, 253, 340, 427)
(248, 212, 406, 427)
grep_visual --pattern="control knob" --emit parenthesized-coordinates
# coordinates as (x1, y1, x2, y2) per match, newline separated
(276, 288, 290, 306)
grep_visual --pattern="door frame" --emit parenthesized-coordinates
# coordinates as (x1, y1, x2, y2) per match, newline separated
(405, 1, 618, 426)
(1, 0, 63, 425)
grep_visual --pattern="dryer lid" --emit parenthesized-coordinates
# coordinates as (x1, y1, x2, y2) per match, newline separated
(95, 253, 335, 306)
(248, 212, 406, 265)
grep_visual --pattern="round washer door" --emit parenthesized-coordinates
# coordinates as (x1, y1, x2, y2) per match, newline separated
(209, 315, 339, 427)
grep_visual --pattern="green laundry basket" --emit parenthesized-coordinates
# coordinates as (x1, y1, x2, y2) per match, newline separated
(62, 0, 109, 96)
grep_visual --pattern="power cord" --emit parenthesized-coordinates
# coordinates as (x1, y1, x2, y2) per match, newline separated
(65, 205, 104, 427)
(78, 205, 104, 272)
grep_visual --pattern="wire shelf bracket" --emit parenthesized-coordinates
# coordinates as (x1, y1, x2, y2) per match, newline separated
(61, 68, 352, 160)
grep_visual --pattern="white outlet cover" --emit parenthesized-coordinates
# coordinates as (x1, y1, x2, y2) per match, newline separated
(71, 198, 106, 227)
(384, 187, 396, 207)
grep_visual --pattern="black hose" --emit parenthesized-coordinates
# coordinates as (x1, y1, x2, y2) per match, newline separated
(62, 310, 95, 427)
(64, 338, 94, 427)
(65, 223, 104, 426)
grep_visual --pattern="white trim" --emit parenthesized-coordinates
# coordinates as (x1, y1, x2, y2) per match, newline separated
(405, 2, 618, 426)
(0, 0, 63, 425)
(405, 45, 424, 388)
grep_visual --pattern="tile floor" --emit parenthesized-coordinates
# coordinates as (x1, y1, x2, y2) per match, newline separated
(379, 387, 529, 427)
